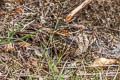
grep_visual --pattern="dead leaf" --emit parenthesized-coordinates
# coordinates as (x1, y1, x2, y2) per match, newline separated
(18, 41, 31, 47)
(0, 10, 6, 16)
(11, 8, 23, 15)
(56, 29, 71, 36)
(3, 43, 15, 52)
(91, 58, 117, 67)
(26, 58, 38, 68)
(29, 58, 38, 67)
(16, 0, 24, 5)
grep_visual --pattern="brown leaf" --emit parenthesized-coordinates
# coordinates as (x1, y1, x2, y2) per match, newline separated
(0, 0, 5, 6)
(56, 29, 71, 36)
(29, 58, 38, 67)
(3, 43, 15, 52)
(91, 58, 117, 67)
(18, 41, 31, 47)
(25, 58, 38, 69)
(16, 0, 24, 5)
(10, 8, 23, 15)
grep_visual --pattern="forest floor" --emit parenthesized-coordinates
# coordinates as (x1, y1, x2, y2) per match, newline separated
(0, 0, 120, 80)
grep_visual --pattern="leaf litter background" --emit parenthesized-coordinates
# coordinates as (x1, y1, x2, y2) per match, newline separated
(0, 0, 120, 80)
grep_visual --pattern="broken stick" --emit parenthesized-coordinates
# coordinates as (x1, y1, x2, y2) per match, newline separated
(64, 0, 93, 22)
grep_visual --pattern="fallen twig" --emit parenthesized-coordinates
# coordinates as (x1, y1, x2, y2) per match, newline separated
(64, 0, 93, 22)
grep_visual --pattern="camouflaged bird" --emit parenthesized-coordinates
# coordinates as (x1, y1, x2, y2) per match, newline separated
(39, 24, 120, 57)
(39, 24, 96, 55)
